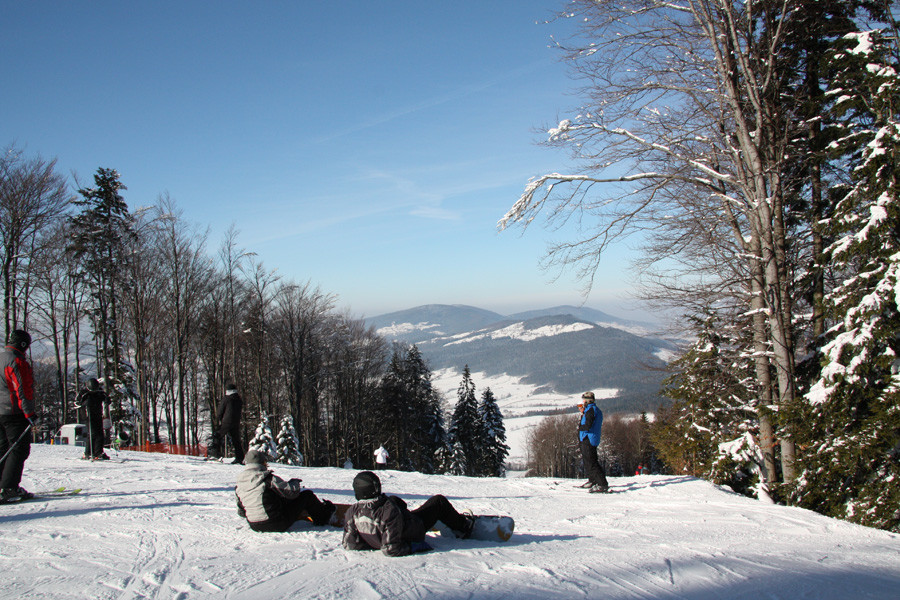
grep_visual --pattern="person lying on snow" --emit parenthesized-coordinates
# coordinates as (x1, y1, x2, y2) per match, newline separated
(342, 470, 475, 556)
(235, 449, 337, 532)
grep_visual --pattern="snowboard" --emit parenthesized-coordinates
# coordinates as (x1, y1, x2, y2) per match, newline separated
(437, 515, 515, 542)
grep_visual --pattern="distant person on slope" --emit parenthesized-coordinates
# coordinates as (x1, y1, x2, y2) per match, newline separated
(217, 382, 244, 464)
(577, 392, 609, 493)
(235, 450, 337, 532)
(0, 330, 36, 502)
(342, 470, 475, 557)
(77, 378, 110, 460)
(373, 444, 389, 469)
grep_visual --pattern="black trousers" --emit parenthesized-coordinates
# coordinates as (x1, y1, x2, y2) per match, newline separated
(0, 415, 31, 490)
(86, 414, 105, 457)
(220, 423, 245, 462)
(580, 438, 609, 487)
(250, 489, 332, 532)
(412, 494, 468, 532)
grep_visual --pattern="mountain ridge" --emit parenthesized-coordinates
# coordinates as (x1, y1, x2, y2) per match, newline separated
(367, 304, 676, 413)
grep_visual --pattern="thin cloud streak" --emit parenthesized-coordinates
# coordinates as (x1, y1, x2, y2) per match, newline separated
(313, 58, 552, 144)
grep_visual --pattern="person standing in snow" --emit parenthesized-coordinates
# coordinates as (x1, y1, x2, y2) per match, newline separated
(373, 445, 389, 469)
(78, 378, 110, 460)
(235, 449, 337, 532)
(342, 470, 475, 557)
(0, 330, 36, 502)
(577, 392, 609, 493)
(217, 382, 244, 464)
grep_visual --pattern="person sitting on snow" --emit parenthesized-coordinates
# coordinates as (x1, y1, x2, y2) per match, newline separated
(235, 449, 337, 532)
(342, 470, 475, 557)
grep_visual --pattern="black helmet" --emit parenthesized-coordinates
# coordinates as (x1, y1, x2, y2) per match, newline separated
(353, 470, 381, 500)
(8, 330, 30, 351)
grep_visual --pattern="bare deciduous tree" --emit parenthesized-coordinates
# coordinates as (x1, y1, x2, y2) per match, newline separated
(500, 0, 817, 483)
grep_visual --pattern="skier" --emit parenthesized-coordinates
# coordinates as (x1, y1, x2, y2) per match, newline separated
(0, 330, 36, 502)
(77, 379, 109, 460)
(342, 470, 475, 557)
(234, 449, 337, 532)
(577, 392, 609, 493)
(216, 382, 245, 464)
(373, 444, 389, 469)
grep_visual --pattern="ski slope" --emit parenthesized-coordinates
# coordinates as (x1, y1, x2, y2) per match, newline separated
(2, 445, 898, 599)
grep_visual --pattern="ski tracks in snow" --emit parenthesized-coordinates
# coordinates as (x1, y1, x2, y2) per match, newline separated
(6, 446, 900, 600)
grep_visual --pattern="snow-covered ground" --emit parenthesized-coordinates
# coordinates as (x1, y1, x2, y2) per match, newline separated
(3, 445, 898, 599)
(432, 369, 617, 465)
(438, 321, 595, 345)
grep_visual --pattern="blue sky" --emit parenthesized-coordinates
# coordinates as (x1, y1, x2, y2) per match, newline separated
(2, 1, 644, 319)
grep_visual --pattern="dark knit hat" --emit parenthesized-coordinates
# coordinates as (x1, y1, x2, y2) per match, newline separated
(8, 330, 31, 351)
(581, 391, 595, 401)
(353, 470, 381, 500)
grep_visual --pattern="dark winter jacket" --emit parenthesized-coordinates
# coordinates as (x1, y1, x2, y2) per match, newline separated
(235, 462, 304, 528)
(342, 493, 426, 557)
(80, 390, 108, 424)
(0, 344, 35, 419)
(217, 389, 242, 429)
(579, 402, 603, 447)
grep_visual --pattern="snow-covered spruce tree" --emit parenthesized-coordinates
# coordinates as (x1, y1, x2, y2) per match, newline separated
(69, 167, 135, 425)
(651, 309, 759, 493)
(478, 387, 509, 477)
(795, 29, 900, 532)
(276, 414, 304, 466)
(445, 439, 467, 477)
(247, 413, 278, 460)
(446, 366, 482, 477)
(402, 345, 445, 474)
(376, 344, 445, 472)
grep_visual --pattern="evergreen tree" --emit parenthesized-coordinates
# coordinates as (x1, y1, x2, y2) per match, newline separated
(651, 310, 759, 487)
(796, 28, 900, 532)
(434, 441, 453, 476)
(478, 387, 509, 477)
(377, 346, 407, 465)
(276, 414, 304, 466)
(69, 168, 135, 424)
(248, 413, 278, 460)
(376, 344, 445, 473)
(446, 365, 482, 477)
(402, 345, 445, 473)
(445, 438, 467, 477)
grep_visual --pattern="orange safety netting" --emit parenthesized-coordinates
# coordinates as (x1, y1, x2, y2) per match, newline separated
(119, 442, 208, 457)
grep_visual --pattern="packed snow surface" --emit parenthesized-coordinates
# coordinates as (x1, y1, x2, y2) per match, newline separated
(3, 445, 899, 599)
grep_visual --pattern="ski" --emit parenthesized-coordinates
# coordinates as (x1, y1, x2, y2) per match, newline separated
(0, 488, 82, 504)
(41, 487, 82, 496)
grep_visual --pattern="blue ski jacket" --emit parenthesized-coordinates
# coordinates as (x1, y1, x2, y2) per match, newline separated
(579, 402, 603, 447)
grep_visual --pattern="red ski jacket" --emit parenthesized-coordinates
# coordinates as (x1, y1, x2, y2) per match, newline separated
(0, 344, 35, 419)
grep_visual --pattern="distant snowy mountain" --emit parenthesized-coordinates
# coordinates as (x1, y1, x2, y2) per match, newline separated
(367, 304, 678, 415)
(508, 305, 658, 336)
(369, 304, 504, 345)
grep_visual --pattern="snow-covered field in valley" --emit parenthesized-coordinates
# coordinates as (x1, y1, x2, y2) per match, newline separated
(2, 445, 898, 599)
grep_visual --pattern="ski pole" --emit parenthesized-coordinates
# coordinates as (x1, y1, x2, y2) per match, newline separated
(0, 422, 33, 464)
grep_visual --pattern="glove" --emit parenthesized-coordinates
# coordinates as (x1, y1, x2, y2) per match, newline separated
(410, 541, 432, 554)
